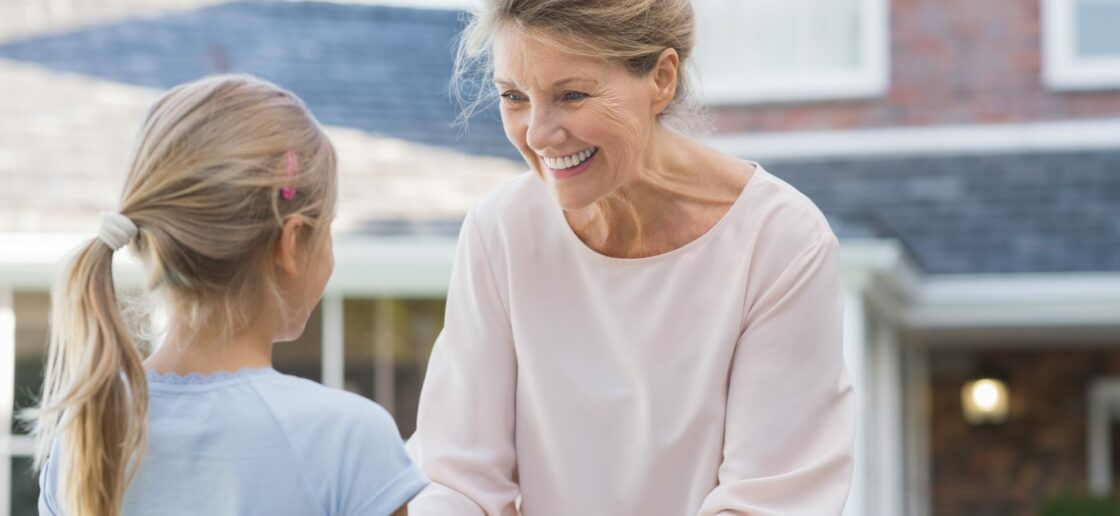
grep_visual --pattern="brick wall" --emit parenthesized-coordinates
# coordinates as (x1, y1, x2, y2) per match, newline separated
(930, 348, 1120, 516)
(713, 0, 1120, 133)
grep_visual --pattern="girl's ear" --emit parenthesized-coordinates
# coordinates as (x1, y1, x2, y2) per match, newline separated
(274, 218, 304, 277)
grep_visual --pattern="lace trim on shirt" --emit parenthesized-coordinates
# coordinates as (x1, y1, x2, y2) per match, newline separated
(145, 367, 278, 385)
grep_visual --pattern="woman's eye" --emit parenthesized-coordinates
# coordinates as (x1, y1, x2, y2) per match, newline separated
(562, 91, 587, 102)
(500, 91, 526, 103)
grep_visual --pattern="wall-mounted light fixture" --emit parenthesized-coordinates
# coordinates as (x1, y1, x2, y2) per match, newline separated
(962, 377, 1010, 425)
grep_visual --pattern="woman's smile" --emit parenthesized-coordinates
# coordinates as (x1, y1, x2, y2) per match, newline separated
(539, 146, 599, 179)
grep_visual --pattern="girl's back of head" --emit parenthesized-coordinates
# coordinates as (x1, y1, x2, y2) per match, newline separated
(26, 74, 337, 515)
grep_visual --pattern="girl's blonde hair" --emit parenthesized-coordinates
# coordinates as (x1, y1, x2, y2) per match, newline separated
(25, 74, 337, 515)
(453, 0, 701, 129)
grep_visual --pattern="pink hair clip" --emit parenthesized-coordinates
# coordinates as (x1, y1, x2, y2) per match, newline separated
(282, 150, 298, 201)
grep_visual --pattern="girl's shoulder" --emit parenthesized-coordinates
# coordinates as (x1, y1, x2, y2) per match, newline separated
(248, 374, 426, 513)
(144, 368, 400, 439)
(250, 373, 399, 433)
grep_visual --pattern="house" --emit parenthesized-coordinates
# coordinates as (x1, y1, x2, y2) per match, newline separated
(0, 1, 1117, 515)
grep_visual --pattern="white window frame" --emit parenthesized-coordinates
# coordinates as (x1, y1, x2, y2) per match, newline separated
(693, 0, 890, 106)
(1042, 0, 1120, 90)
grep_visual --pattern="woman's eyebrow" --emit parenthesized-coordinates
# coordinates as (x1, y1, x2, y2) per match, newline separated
(552, 77, 590, 87)
(493, 77, 592, 88)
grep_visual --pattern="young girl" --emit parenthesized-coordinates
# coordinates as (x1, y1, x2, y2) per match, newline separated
(27, 75, 427, 515)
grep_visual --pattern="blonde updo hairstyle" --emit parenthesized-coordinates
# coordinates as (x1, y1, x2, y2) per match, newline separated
(453, 0, 703, 130)
(27, 74, 337, 516)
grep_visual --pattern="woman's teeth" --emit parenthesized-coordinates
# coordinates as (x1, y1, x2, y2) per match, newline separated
(542, 147, 597, 170)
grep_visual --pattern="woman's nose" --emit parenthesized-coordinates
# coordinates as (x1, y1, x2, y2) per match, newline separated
(525, 106, 565, 152)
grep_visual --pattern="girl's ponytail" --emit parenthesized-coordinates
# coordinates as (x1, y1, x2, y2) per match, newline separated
(32, 235, 148, 515)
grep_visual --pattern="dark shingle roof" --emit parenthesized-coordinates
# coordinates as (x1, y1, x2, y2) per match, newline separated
(769, 150, 1120, 274)
(0, 0, 516, 159)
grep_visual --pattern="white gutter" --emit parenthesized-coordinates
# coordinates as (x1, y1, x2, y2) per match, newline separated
(907, 273, 1120, 330)
(0, 233, 458, 297)
(706, 118, 1120, 162)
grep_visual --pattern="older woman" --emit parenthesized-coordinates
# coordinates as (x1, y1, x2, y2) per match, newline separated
(407, 1, 855, 515)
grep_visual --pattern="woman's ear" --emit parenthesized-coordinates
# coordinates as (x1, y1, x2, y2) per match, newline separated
(274, 218, 305, 277)
(650, 48, 680, 116)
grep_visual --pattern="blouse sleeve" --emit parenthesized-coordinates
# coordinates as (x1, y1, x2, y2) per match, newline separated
(697, 235, 856, 516)
(407, 209, 520, 516)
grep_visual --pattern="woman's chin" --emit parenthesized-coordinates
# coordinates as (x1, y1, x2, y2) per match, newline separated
(545, 181, 602, 212)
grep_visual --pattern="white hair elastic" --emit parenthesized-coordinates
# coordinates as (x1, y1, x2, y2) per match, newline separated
(98, 211, 138, 251)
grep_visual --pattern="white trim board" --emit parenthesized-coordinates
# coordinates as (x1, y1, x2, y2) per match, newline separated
(706, 118, 1120, 162)
(0, 233, 458, 297)
(9, 435, 33, 457)
(906, 272, 1120, 331)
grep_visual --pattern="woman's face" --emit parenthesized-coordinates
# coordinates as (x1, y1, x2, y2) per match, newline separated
(492, 26, 667, 211)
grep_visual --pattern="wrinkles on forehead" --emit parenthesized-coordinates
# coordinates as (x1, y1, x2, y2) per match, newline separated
(491, 23, 621, 94)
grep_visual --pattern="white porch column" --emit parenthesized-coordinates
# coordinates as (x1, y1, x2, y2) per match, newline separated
(903, 345, 932, 516)
(841, 287, 868, 516)
(373, 299, 396, 415)
(869, 318, 906, 516)
(1, 287, 15, 515)
(320, 294, 345, 390)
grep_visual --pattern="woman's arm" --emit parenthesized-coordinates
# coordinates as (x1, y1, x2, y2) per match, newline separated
(697, 235, 856, 516)
(407, 209, 520, 516)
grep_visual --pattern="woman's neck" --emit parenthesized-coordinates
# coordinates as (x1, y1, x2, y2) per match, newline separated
(565, 127, 754, 258)
(143, 323, 275, 376)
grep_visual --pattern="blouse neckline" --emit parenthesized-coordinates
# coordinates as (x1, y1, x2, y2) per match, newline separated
(552, 162, 767, 266)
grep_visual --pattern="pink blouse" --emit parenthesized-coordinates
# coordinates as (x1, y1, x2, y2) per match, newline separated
(407, 165, 855, 515)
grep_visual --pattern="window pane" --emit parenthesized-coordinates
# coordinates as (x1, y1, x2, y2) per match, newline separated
(1077, 0, 1120, 57)
(693, 0, 862, 77)
(344, 298, 378, 401)
(393, 299, 443, 438)
(343, 298, 444, 437)
(11, 456, 40, 516)
(13, 292, 49, 435)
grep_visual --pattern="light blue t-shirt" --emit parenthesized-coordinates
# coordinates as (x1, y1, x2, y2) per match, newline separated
(39, 367, 428, 516)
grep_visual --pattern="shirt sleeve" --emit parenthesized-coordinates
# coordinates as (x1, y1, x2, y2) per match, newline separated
(697, 235, 856, 516)
(407, 209, 520, 516)
(39, 454, 60, 516)
(342, 403, 430, 516)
